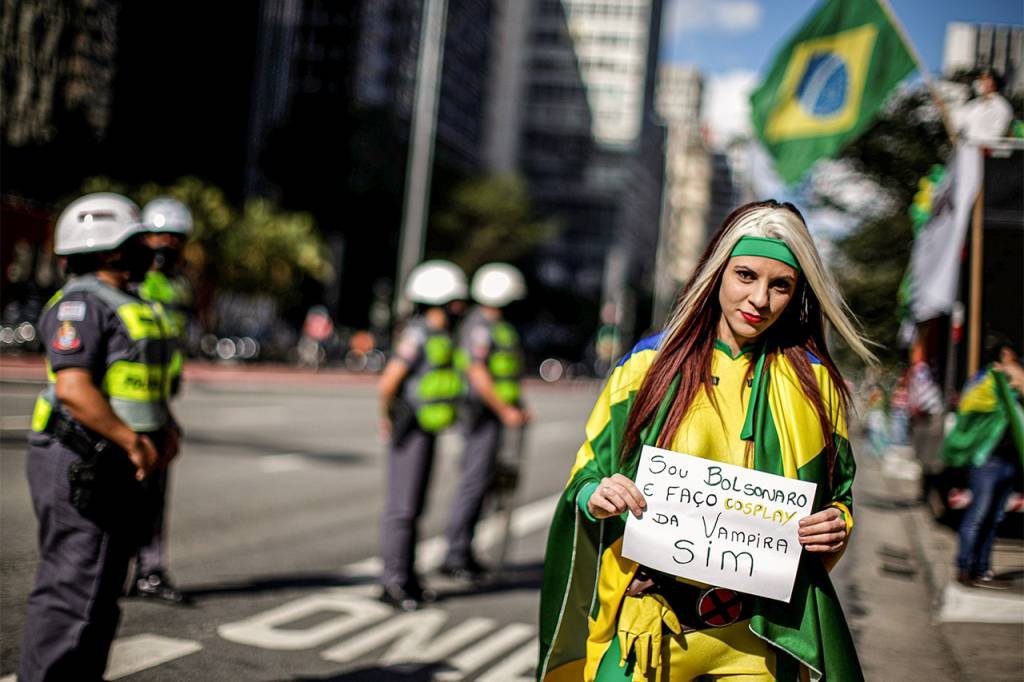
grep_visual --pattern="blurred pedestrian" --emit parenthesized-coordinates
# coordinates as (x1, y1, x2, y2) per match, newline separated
(124, 197, 195, 605)
(954, 68, 1014, 142)
(539, 201, 870, 681)
(440, 263, 530, 581)
(377, 260, 467, 611)
(19, 194, 179, 681)
(861, 368, 889, 457)
(942, 336, 1024, 589)
(888, 372, 911, 447)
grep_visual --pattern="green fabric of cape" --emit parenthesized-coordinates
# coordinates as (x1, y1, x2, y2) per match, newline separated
(537, 340, 862, 681)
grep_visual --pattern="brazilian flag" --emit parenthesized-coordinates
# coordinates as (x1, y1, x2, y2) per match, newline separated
(750, 0, 916, 184)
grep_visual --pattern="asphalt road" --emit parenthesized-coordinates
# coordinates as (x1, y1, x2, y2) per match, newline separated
(1, 374, 1021, 680)
(1, 377, 594, 681)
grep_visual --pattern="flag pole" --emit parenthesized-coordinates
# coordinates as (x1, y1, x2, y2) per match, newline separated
(876, 0, 958, 142)
(967, 190, 985, 376)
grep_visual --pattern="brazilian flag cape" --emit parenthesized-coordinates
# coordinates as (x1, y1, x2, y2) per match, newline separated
(941, 366, 1024, 468)
(538, 334, 862, 681)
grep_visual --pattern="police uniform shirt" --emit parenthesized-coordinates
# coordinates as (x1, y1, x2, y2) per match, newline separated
(457, 307, 493, 402)
(393, 318, 433, 404)
(34, 284, 157, 442)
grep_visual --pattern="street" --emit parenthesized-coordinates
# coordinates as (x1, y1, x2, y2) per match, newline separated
(1, 368, 1022, 680)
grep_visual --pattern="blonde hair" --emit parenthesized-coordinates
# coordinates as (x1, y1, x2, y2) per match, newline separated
(663, 203, 876, 364)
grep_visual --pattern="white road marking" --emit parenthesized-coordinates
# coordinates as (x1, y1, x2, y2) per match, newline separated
(437, 623, 534, 681)
(187, 406, 288, 428)
(475, 637, 539, 682)
(35, 492, 561, 680)
(218, 590, 390, 650)
(259, 454, 308, 473)
(338, 492, 558, 579)
(104, 634, 203, 679)
(938, 582, 1024, 623)
(526, 419, 583, 440)
(0, 415, 32, 430)
(321, 612, 495, 665)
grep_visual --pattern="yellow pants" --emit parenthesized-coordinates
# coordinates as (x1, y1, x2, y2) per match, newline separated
(594, 594, 775, 681)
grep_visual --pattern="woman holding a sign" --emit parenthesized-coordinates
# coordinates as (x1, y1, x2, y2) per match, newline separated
(539, 201, 871, 681)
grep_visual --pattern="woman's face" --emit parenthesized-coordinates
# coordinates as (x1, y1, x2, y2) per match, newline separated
(717, 255, 798, 348)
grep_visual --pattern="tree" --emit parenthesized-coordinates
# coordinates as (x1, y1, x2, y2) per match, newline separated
(79, 176, 332, 314)
(815, 86, 953, 367)
(427, 174, 553, 274)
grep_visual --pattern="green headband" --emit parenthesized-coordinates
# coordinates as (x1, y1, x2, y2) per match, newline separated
(729, 235, 801, 272)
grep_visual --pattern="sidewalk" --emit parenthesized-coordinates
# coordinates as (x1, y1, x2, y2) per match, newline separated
(0, 353, 379, 387)
(0, 353, 598, 392)
(870, 444, 1024, 680)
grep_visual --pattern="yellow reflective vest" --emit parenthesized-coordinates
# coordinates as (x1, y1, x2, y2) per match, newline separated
(32, 275, 177, 435)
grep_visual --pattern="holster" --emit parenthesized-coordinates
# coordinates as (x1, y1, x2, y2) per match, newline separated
(50, 410, 116, 514)
(51, 410, 147, 521)
(389, 399, 417, 446)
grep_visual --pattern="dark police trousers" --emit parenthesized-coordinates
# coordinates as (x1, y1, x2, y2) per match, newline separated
(135, 468, 168, 576)
(19, 438, 145, 682)
(381, 428, 436, 588)
(444, 410, 502, 565)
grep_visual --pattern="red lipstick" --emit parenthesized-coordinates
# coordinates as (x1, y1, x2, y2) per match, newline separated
(740, 311, 763, 324)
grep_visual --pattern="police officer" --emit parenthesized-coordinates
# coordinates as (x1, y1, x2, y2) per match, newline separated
(440, 263, 529, 580)
(19, 193, 179, 681)
(378, 260, 467, 611)
(124, 197, 195, 604)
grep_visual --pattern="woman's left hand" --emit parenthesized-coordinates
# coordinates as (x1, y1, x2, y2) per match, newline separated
(798, 507, 848, 553)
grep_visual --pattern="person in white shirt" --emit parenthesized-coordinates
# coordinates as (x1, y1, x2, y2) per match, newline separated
(954, 69, 1014, 143)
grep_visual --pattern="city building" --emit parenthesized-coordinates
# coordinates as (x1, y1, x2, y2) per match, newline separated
(653, 64, 711, 327)
(943, 22, 1024, 94)
(511, 0, 666, 356)
(243, 0, 495, 327)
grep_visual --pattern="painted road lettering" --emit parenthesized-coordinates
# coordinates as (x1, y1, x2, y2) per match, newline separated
(217, 585, 539, 678)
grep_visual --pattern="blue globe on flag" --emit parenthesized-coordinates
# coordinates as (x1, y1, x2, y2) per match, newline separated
(795, 52, 849, 117)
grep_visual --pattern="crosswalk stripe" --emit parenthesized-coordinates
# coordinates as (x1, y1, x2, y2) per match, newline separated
(3, 493, 560, 679)
(0, 635, 203, 681)
(475, 637, 539, 682)
(437, 623, 534, 681)
(337, 492, 558, 579)
(259, 453, 308, 473)
(0, 415, 31, 430)
(105, 634, 203, 679)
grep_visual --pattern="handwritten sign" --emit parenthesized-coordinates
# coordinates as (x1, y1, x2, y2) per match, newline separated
(621, 445, 817, 602)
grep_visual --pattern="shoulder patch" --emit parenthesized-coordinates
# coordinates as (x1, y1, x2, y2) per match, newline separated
(470, 325, 491, 348)
(51, 320, 83, 353)
(395, 326, 426, 362)
(57, 301, 87, 322)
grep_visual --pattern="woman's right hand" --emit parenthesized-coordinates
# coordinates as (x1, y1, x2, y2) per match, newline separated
(587, 474, 647, 519)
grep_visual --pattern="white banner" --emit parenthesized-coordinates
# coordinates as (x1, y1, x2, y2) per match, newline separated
(621, 446, 817, 603)
(909, 144, 983, 323)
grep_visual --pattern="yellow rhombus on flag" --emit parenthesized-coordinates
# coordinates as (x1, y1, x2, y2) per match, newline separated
(750, 0, 916, 183)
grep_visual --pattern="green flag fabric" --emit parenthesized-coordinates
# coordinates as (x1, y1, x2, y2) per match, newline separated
(750, 0, 916, 184)
(941, 366, 1024, 469)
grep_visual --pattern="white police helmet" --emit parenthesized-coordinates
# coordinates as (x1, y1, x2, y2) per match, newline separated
(405, 260, 468, 306)
(471, 263, 526, 307)
(54, 193, 146, 255)
(142, 197, 193, 236)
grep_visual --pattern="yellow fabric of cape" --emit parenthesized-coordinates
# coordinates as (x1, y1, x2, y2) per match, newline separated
(537, 334, 860, 682)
